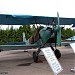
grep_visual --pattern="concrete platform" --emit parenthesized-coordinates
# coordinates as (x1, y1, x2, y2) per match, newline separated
(0, 46, 75, 75)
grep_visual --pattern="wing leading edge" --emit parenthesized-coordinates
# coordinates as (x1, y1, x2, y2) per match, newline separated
(0, 44, 40, 51)
(0, 14, 75, 25)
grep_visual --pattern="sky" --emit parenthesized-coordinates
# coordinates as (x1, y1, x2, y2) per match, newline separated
(0, 0, 75, 29)
(0, 25, 21, 30)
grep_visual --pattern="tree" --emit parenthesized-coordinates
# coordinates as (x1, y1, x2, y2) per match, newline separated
(18, 25, 33, 40)
(1, 25, 75, 44)
(61, 28, 75, 39)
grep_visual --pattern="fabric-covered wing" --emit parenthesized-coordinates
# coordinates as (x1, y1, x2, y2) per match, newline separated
(0, 14, 75, 25)
(0, 44, 40, 51)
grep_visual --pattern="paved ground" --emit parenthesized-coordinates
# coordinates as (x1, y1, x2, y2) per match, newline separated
(0, 46, 75, 75)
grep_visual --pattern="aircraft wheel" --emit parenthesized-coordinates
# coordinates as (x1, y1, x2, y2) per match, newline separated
(54, 49, 61, 59)
(0, 50, 1, 52)
(33, 51, 38, 62)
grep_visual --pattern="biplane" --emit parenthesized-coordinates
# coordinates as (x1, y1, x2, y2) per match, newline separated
(0, 12, 75, 62)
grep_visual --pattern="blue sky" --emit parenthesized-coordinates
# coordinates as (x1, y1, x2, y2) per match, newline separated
(0, 0, 75, 29)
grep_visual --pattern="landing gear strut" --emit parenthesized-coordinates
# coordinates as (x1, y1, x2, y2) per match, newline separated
(33, 45, 61, 62)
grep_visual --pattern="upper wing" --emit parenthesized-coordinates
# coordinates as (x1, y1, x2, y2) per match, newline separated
(0, 14, 75, 25)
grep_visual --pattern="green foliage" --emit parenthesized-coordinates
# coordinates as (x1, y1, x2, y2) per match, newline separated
(0, 25, 33, 44)
(61, 28, 75, 39)
(18, 25, 33, 39)
(0, 25, 75, 44)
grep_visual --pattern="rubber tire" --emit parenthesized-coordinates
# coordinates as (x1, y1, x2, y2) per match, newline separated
(33, 51, 38, 62)
(54, 49, 61, 59)
(0, 50, 1, 52)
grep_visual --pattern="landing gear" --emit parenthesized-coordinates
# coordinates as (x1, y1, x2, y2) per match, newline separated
(50, 45, 61, 59)
(33, 51, 38, 62)
(32, 44, 61, 62)
(0, 50, 1, 52)
(33, 47, 41, 62)
(54, 49, 61, 59)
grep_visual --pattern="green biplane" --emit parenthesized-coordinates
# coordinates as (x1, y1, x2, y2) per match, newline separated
(0, 12, 75, 62)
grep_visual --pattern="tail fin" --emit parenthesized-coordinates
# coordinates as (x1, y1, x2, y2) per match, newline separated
(22, 32, 28, 45)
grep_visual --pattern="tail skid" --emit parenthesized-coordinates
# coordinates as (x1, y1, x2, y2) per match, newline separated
(23, 32, 28, 45)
